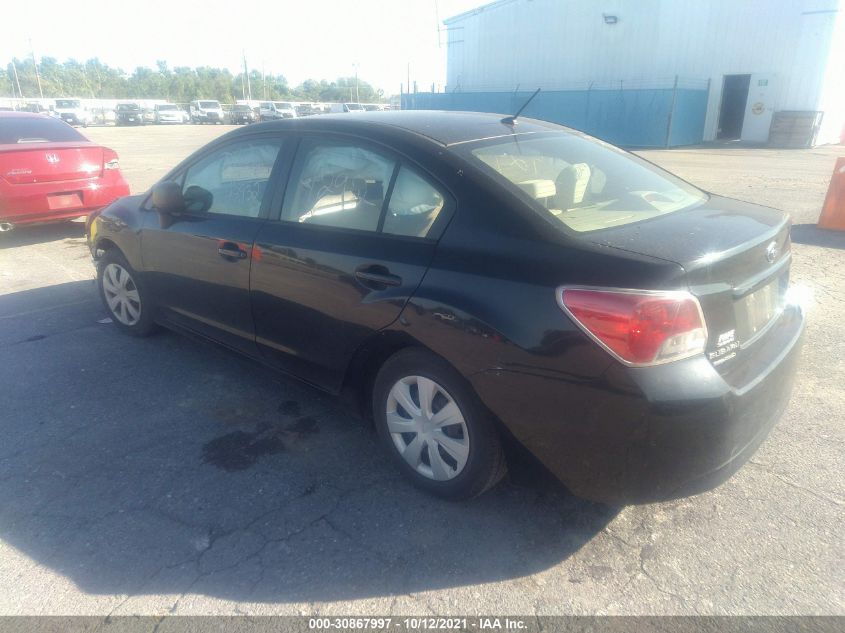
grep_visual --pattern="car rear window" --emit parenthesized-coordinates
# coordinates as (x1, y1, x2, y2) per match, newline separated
(0, 117, 87, 144)
(199, 101, 219, 109)
(464, 133, 706, 233)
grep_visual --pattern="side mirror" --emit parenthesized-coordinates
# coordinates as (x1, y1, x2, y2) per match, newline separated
(151, 181, 184, 215)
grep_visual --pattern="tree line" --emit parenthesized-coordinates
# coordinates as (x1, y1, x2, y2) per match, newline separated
(3, 58, 387, 103)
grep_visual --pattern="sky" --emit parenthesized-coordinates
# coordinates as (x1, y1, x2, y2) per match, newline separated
(2, 0, 486, 95)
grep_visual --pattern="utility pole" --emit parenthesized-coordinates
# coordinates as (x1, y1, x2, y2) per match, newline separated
(11, 60, 23, 99)
(262, 60, 266, 100)
(30, 39, 43, 99)
(354, 63, 359, 102)
(243, 50, 251, 100)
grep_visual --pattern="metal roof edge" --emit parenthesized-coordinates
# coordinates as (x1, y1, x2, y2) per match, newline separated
(443, 0, 520, 25)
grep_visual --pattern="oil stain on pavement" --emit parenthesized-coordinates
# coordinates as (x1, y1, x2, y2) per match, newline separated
(202, 400, 321, 471)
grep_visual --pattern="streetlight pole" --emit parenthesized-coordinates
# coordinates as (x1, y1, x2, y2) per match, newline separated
(30, 39, 43, 99)
(353, 63, 359, 103)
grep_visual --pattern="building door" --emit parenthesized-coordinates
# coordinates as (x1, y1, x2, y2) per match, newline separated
(717, 74, 751, 140)
(740, 74, 777, 143)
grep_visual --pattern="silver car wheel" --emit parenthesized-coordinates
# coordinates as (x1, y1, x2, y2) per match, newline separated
(102, 263, 141, 326)
(386, 375, 470, 481)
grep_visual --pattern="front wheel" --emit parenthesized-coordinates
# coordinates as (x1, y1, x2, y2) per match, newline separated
(97, 250, 157, 337)
(372, 348, 507, 499)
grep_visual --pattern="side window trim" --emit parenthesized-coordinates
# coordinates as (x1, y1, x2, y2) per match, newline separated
(376, 162, 401, 233)
(267, 136, 301, 222)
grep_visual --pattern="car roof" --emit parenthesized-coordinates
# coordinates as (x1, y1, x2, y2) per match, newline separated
(249, 110, 567, 147)
(0, 111, 48, 119)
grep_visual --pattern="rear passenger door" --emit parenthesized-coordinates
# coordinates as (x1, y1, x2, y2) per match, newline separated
(251, 136, 453, 391)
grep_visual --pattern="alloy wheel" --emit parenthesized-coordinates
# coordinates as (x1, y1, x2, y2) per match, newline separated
(386, 376, 470, 481)
(102, 263, 141, 326)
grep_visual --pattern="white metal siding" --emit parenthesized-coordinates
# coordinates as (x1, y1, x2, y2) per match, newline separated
(445, 0, 842, 142)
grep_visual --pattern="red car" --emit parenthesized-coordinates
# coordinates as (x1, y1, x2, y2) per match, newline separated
(0, 112, 129, 231)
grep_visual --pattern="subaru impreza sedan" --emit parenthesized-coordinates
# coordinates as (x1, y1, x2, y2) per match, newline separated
(87, 111, 804, 502)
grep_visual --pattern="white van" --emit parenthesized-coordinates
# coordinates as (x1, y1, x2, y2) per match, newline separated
(327, 103, 365, 113)
(189, 100, 225, 124)
(259, 102, 297, 121)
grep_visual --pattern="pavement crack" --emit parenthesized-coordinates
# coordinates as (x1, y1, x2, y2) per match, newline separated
(748, 461, 843, 507)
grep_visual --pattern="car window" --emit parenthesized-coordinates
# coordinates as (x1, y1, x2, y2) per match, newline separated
(0, 117, 86, 144)
(182, 139, 283, 218)
(281, 141, 396, 231)
(382, 166, 445, 238)
(464, 133, 707, 233)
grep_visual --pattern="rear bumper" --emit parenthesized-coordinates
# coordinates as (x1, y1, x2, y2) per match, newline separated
(471, 304, 805, 505)
(0, 177, 130, 226)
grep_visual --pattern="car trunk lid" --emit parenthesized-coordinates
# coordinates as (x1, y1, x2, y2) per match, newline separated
(0, 142, 104, 184)
(585, 195, 791, 366)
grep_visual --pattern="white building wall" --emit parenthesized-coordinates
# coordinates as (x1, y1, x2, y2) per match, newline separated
(445, 0, 842, 142)
(815, 6, 845, 144)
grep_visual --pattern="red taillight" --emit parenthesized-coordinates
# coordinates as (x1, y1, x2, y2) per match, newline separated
(558, 288, 708, 366)
(103, 148, 120, 170)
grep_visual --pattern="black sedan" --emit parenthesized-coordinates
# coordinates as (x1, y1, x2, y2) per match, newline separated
(87, 111, 804, 502)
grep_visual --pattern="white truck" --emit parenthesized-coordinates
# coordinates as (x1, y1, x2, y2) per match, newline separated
(53, 99, 93, 127)
(189, 100, 225, 124)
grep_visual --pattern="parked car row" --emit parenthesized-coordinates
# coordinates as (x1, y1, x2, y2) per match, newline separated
(0, 99, 393, 128)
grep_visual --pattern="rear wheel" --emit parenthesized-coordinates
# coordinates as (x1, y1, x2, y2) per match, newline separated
(372, 348, 507, 499)
(97, 250, 156, 337)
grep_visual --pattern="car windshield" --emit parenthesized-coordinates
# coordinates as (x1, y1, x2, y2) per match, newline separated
(274, 102, 292, 109)
(0, 117, 86, 144)
(199, 101, 219, 109)
(233, 105, 250, 111)
(157, 105, 177, 111)
(344, 103, 363, 111)
(55, 100, 80, 109)
(463, 133, 707, 233)
(116, 104, 139, 111)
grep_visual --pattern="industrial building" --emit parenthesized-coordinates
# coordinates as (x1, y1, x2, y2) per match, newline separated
(405, 0, 844, 148)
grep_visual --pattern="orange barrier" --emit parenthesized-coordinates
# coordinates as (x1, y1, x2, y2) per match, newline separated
(818, 157, 845, 231)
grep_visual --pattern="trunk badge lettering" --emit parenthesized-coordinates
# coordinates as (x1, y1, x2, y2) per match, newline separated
(45, 153, 60, 164)
(716, 330, 736, 347)
(709, 329, 740, 364)
(765, 241, 778, 263)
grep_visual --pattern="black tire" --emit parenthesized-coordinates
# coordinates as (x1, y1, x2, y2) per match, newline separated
(96, 249, 157, 337)
(372, 348, 507, 500)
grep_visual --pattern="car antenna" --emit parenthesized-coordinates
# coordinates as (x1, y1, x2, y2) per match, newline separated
(501, 88, 541, 126)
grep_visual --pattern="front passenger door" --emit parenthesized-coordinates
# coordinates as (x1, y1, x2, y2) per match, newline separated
(141, 136, 286, 354)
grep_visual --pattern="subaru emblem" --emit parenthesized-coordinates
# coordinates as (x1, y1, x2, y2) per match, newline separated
(765, 241, 778, 264)
(45, 153, 60, 164)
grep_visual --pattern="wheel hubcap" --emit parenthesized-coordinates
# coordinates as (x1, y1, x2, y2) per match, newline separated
(102, 263, 141, 326)
(386, 376, 469, 481)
